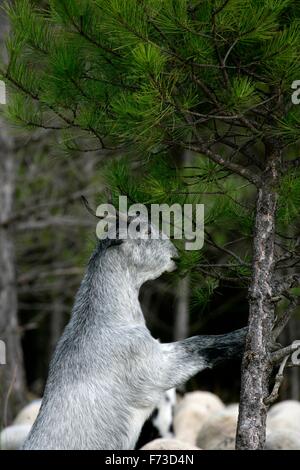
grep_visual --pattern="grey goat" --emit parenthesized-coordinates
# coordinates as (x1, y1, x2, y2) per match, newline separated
(22, 215, 246, 450)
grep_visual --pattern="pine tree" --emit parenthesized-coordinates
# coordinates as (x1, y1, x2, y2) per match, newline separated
(2, 0, 300, 449)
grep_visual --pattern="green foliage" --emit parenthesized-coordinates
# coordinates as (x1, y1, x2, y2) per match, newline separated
(275, 108, 300, 143)
(131, 43, 166, 79)
(4, 0, 300, 151)
(277, 171, 300, 224)
(224, 77, 258, 112)
(176, 249, 203, 274)
(3, 0, 300, 311)
(191, 277, 219, 310)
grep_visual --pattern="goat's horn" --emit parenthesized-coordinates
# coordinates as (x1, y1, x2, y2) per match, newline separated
(82, 196, 135, 222)
(81, 196, 100, 219)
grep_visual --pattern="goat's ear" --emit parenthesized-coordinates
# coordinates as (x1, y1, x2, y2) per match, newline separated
(109, 239, 124, 248)
(99, 238, 124, 252)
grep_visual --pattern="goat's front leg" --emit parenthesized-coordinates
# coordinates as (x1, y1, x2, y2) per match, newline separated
(158, 327, 247, 390)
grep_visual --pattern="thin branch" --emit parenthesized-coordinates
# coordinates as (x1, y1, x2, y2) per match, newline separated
(18, 267, 84, 285)
(0, 189, 98, 228)
(270, 342, 300, 364)
(212, 0, 230, 16)
(182, 142, 261, 186)
(16, 216, 95, 231)
(195, 265, 249, 284)
(197, 262, 250, 268)
(264, 354, 289, 406)
(2, 70, 109, 149)
(272, 297, 299, 340)
(204, 229, 249, 266)
(211, 4, 229, 87)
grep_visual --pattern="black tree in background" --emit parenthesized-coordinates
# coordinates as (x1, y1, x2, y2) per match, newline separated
(0, 5, 26, 427)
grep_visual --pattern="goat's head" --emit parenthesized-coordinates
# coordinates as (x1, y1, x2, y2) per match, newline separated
(117, 214, 178, 283)
(82, 197, 178, 284)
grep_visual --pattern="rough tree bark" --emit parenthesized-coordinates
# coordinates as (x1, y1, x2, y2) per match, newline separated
(236, 139, 281, 449)
(0, 11, 27, 427)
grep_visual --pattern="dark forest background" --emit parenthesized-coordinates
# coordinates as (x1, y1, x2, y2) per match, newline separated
(1, 0, 300, 430)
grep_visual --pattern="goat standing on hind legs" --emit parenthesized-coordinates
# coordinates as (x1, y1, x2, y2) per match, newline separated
(22, 212, 247, 450)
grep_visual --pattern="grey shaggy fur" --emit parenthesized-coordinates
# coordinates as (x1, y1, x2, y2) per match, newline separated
(22, 220, 246, 450)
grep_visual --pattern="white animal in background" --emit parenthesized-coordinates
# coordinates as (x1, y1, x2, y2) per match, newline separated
(174, 404, 212, 445)
(196, 408, 238, 450)
(225, 403, 239, 414)
(266, 430, 300, 450)
(135, 388, 176, 448)
(152, 388, 176, 438)
(13, 399, 42, 426)
(0, 424, 32, 450)
(140, 438, 201, 450)
(176, 391, 224, 415)
(173, 391, 224, 445)
(213, 436, 236, 450)
(0, 400, 42, 450)
(267, 400, 300, 434)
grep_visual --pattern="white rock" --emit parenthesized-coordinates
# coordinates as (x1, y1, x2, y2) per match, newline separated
(226, 403, 239, 415)
(267, 400, 300, 434)
(196, 408, 238, 450)
(0, 424, 32, 450)
(266, 430, 300, 450)
(173, 391, 224, 445)
(176, 391, 224, 415)
(140, 438, 201, 450)
(174, 403, 211, 445)
(13, 399, 42, 426)
(214, 436, 236, 450)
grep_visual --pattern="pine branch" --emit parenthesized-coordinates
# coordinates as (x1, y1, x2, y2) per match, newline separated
(61, 1, 122, 62)
(270, 342, 300, 364)
(211, 6, 229, 88)
(2, 70, 110, 149)
(0, 189, 99, 228)
(15, 216, 95, 231)
(183, 142, 261, 186)
(204, 229, 249, 266)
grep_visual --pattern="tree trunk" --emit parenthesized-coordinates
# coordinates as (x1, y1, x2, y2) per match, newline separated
(0, 11, 27, 427)
(0, 127, 27, 426)
(236, 139, 280, 449)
